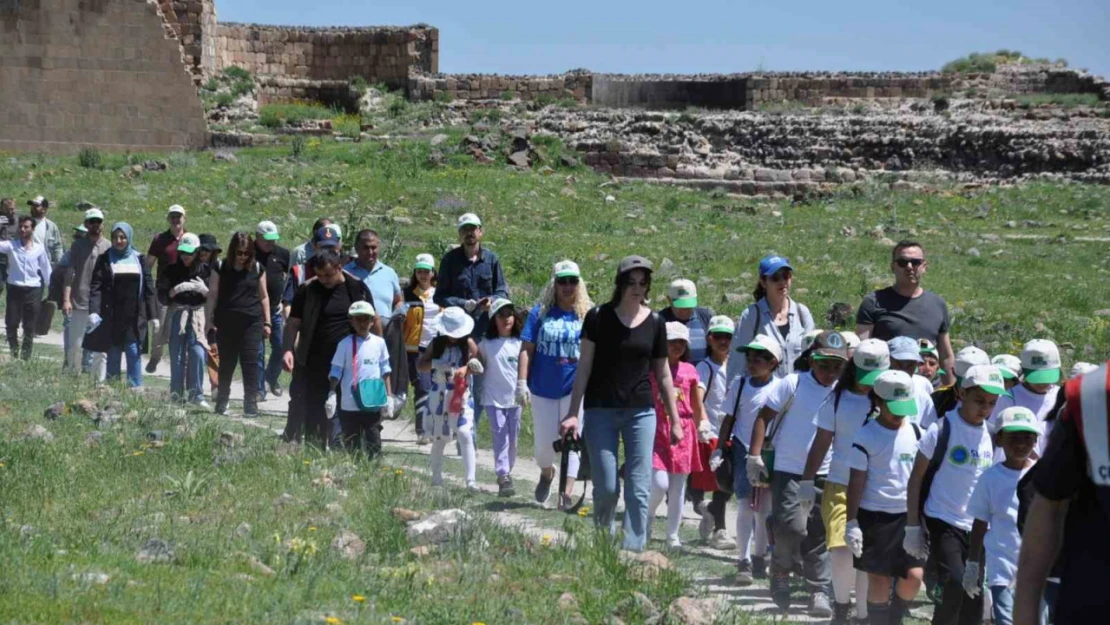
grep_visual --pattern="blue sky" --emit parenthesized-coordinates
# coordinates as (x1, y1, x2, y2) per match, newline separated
(217, 0, 1110, 78)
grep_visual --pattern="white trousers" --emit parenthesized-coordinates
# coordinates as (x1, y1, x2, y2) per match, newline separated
(430, 422, 475, 486)
(532, 394, 582, 477)
(65, 309, 106, 380)
(736, 488, 772, 560)
(648, 469, 689, 543)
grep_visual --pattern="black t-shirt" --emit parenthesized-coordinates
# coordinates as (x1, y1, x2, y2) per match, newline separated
(215, 260, 261, 318)
(857, 287, 950, 343)
(290, 279, 355, 361)
(160, 260, 211, 307)
(256, 245, 290, 313)
(1033, 414, 1110, 623)
(582, 304, 667, 409)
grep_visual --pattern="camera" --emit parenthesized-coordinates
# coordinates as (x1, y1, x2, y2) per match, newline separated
(552, 434, 582, 454)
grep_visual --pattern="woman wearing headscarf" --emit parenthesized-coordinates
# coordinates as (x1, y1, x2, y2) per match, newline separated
(84, 223, 157, 387)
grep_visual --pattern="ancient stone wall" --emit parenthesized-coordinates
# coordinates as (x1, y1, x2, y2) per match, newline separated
(0, 0, 208, 153)
(253, 76, 359, 111)
(957, 65, 1110, 100)
(408, 71, 592, 102)
(592, 75, 747, 109)
(212, 23, 438, 89)
(158, 0, 215, 79)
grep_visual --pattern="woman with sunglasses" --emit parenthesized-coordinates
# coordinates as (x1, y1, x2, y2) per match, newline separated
(519, 260, 594, 509)
(727, 254, 816, 386)
(205, 232, 271, 416)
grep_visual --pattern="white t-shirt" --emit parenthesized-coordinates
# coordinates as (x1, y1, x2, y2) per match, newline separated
(419, 287, 441, 348)
(696, 359, 728, 431)
(989, 384, 1059, 458)
(329, 333, 392, 412)
(967, 462, 1032, 588)
(478, 337, 522, 409)
(817, 390, 874, 486)
(724, 375, 781, 448)
(919, 411, 995, 531)
(913, 374, 939, 429)
(849, 419, 922, 514)
(765, 372, 836, 476)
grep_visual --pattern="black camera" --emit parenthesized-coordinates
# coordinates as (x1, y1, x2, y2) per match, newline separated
(552, 434, 582, 454)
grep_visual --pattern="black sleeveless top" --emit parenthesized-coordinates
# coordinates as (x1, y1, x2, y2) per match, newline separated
(215, 260, 262, 319)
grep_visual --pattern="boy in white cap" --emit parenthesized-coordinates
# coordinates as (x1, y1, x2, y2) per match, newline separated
(906, 364, 1009, 625)
(931, 345, 991, 417)
(691, 314, 735, 547)
(659, 278, 715, 363)
(989, 340, 1062, 458)
(887, 336, 940, 429)
(965, 406, 1040, 625)
(328, 301, 393, 458)
(991, 354, 1023, 392)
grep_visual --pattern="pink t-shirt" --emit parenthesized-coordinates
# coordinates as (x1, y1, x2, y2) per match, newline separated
(651, 361, 703, 474)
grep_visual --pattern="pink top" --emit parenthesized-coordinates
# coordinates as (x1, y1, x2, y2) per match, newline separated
(651, 361, 703, 474)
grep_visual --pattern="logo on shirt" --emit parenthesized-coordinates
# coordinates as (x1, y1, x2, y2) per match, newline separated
(899, 453, 915, 463)
(948, 445, 992, 468)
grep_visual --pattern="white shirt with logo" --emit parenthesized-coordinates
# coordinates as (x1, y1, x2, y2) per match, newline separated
(725, 375, 782, 448)
(849, 419, 921, 513)
(478, 337, 523, 409)
(696, 359, 728, 431)
(765, 372, 836, 476)
(967, 462, 1031, 588)
(329, 334, 392, 412)
(919, 411, 995, 531)
(817, 390, 873, 486)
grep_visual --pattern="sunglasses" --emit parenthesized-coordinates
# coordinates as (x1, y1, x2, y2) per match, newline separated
(556, 277, 579, 286)
(895, 258, 924, 268)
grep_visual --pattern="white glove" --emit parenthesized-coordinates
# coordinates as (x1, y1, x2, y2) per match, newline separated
(845, 519, 864, 558)
(697, 419, 714, 444)
(466, 358, 484, 375)
(962, 561, 981, 598)
(797, 480, 817, 513)
(169, 282, 193, 297)
(87, 313, 102, 332)
(149, 319, 160, 335)
(903, 525, 927, 559)
(191, 277, 209, 296)
(746, 454, 766, 487)
(463, 299, 478, 312)
(325, 391, 337, 420)
(515, 380, 531, 406)
(709, 449, 724, 471)
(381, 396, 394, 419)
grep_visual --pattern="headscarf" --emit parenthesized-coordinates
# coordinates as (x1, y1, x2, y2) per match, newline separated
(108, 222, 137, 262)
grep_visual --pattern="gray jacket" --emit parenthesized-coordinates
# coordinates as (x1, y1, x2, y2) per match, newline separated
(726, 297, 816, 385)
(33, 217, 63, 264)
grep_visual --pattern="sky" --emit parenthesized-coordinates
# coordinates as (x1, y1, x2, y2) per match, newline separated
(217, 0, 1110, 78)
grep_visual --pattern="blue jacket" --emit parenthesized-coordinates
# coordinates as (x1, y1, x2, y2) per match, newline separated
(433, 246, 508, 337)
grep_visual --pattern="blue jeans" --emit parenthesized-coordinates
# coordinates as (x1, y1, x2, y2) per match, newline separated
(257, 309, 284, 394)
(168, 310, 206, 401)
(106, 341, 142, 388)
(991, 585, 1015, 625)
(582, 406, 655, 552)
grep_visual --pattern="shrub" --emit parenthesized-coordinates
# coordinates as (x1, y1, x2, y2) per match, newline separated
(215, 92, 235, 108)
(77, 147, 101, 169)
(290, 135, 306, 159)
(349, 75, 369, 95)
(223, 66, 251, 81)
(387, 97, 407, 118)
(333, 113, 362, 139)
(259, 102, 335, 128)
(433, 91, 453, 104)
(942, 50, 1065, 74)
(501, 90, 514, 101)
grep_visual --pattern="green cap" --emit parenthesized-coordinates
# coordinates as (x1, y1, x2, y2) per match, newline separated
(961, 365, 1012, 397)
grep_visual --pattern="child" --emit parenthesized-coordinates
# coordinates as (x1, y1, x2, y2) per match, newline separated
(691, 315, 736, 548)
(965, 406, 1041, 625)
(845, 370, 926, 625)
(800, 338, 890, 624)
(906, 364, 1008, 625)
(918, 339, 942, 389)
(648, 322, 710, 548)
(930, 345, 991, 418)
(887, 336, 939, 429)
(328, 301, 393, 457)
(401, 253, 440, 446)
(991, 354, 1023, 392)
(418, 307, 482, 490)
(989, 339, 1061, 459)
(713, 333, 782, 584)
(478, 298, 523, 498)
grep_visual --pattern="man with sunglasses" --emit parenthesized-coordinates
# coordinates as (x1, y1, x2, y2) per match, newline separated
(145, 205, 189, 372)
(857, 240, 955, 387)
(62, 207, 111, 376)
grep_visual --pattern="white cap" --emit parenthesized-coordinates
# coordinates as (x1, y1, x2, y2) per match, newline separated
(741, 333, 783, 363)
(873, 370, 918, 417)
(29, 195, 46, 206)
(489, 298, 514, 317)
(414, 253, 436, 271)
(665, 321, 690, 344)
(840, 330, 861, 350)
(83, 208, 104, 221)
(457, 213, 482, 228)
(438, 307, 475, 339)
(553, 260, 580, 279)
(1071, 362, 1100, 378)
(854, 338, 891, 385)
(177, 233, 201, 254)
(888, 336, 923, 363)
(256, 220, 280, 241)
(667, 279, 698, 308)
(961, 364, 1011, 396)
(802, 328, 824, 352)
(1021, 339, 1061, 384)
(168, 204, 185, 216)
(997, 406, 1042, 435)
(707, 315, 735, 335)
(955, 346, 991, 378)
(348, 301, 375, 317)
(991, 354, 1023, 380)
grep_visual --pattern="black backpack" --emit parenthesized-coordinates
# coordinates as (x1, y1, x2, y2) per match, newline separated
(917, 415, 952, 524)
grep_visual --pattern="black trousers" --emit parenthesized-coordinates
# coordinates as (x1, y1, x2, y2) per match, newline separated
(338, 408, 383, 458)
(406, 350, 429, 435)
(285, 355, 332, 445)
(215, 312, 262, 411)
(925, 515, 984, 625)
(689, 483, 730, 531)
(5, 284, 40, 360)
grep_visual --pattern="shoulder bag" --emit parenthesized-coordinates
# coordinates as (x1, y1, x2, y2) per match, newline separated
(350, 335, 388, 411)
(760, 385, 798, 483)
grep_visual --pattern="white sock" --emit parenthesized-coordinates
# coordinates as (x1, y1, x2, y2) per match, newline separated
(855, 570, 870, 618)
(667, 472, 688, 541)
(830, 547, 855, 605)
(736, 498, 755, 559)
(458, 425, 476, 484)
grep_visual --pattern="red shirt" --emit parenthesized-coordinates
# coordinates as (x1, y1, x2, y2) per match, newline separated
(148, 229, 185, 276)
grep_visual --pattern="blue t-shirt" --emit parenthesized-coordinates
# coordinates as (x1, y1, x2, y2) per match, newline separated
(521, 304, 582, 400)
(344, 260, 401, 319)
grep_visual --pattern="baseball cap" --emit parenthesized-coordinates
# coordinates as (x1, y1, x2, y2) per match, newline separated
(873, 370, 918, 417)
(256, 220, 280, 241)
(414, 253, 436, 271)
(708, 315, 735, 335)
(919, 338, 939, 358)
(991, 354, 1023, 380)
(28, 195, 47, 206)
(177, 233, 200, 254)
(167, 204, 185, 216)
(1021, 339, 1061, 384)
(668, 279, 698, 308)
(617, 255, 653, 278)
(83, 208, 104, 222)
(75, 224, 87, 233)
(741, 334, 783, 362)
(888, 336, 924, 363)
(997, 406, 1042, 435)
(348, 301, 375, 317)
(489, 298, 514, 317)
(955, 346, 991, 379)
(811, 330, 849, 361)
(854, 338, 890, 385)
(665, 321, 690, 344)
(314, 225, 340, 249)
(1071, 362, 1099, 378)
(553, 260, 581, 279)
(801, 329, 824, 352)
(758, 254, 793, 277)
(457, 213, 482, 229)
(961, 364, 1011, 397)
(841, 331, 861, 351)
(198, 234, 220, 252)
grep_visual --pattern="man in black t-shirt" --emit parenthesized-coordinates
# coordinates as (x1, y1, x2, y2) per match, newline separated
(254, 221, 290, 400)
(856, 240, 955, 386)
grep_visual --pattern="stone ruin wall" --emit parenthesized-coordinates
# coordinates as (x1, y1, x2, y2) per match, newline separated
(408, 72, 592, 103)
(157, 0, 215, 79)
(0, 0, 209, 154)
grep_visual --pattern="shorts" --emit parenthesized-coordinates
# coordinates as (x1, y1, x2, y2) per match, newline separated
(822, 482, 848, 549)
(855, 508, 926, 578)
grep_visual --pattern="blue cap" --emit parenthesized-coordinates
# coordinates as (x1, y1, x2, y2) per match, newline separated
(758, 254, 793, 277)
(314, 226, 340, 249)
(888, 336, 924, 363)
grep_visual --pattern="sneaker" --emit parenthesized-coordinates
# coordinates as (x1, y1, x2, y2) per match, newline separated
(416, 435, 431, 446)
(666, 536, 682, 549)
(269, 381, 283, 397)
(466, 481, 479, 494)
(534, 472, 553, 504)
(709, 529, 733, 550)
(831, 601, 853, 625)
(697, 502, 713, 540)
(192, 399, 212, 411)
(498, 475, 515, 498)
(808, 591, 833, 618)
(214, 402, 229, 416)
(735, 559, 754, 586)
(770, 571, 791, 611)
(752, 556, 768, 579)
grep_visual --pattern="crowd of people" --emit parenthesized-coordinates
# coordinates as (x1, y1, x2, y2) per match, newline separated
(1, 195, 1106, 625)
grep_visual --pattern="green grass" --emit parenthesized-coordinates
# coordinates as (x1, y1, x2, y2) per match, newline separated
(259, 102, 337, 128)
(941, 50, 1061, 74)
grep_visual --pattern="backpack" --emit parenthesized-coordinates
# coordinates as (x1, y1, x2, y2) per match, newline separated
(714, 377, 748, 493)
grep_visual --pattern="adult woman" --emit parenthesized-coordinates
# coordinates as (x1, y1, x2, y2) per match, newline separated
(0, 215, 51, 360)
(727, 254, 816, 385)
(401, 253, 441, 445)
(205, 232, 271, 416)
(84, 223, 156, 387)
(158, 233, 211, 409)
(520, 260, 594, 509)
(560, 256, 681, 552)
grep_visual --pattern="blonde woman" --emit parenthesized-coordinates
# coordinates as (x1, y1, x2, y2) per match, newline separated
(518, 260, 594, 509)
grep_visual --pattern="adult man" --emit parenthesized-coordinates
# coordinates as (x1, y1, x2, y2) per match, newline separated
(344, 228, 404, 408)
(145, 204, 188, 371)
(0, 198, 17, 299)
(282, 224, 346, 315)
(28, 195, 63, 265)
(290, 217, 334, 267)
(62, 208, 111, 376)
(255, 220, 290, 399)
(856, 240, 955, 386)
(658, 278, 714, 362)
(434, 212, 509, 434)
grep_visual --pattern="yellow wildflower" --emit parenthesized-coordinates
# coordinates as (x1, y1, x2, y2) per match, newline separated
(324, 618, 342, 625)
(394, 469, 404, 476)
(0, 462, 5, 468)
(308, 526, 318, 532)
(391, 617, 404, 623)
(577, 507, 590, 517)
(540, 535, 552, 546)
(131, 451, 145, 457)
(303, 460, 312, 466)
(351, 594, 366, 603)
